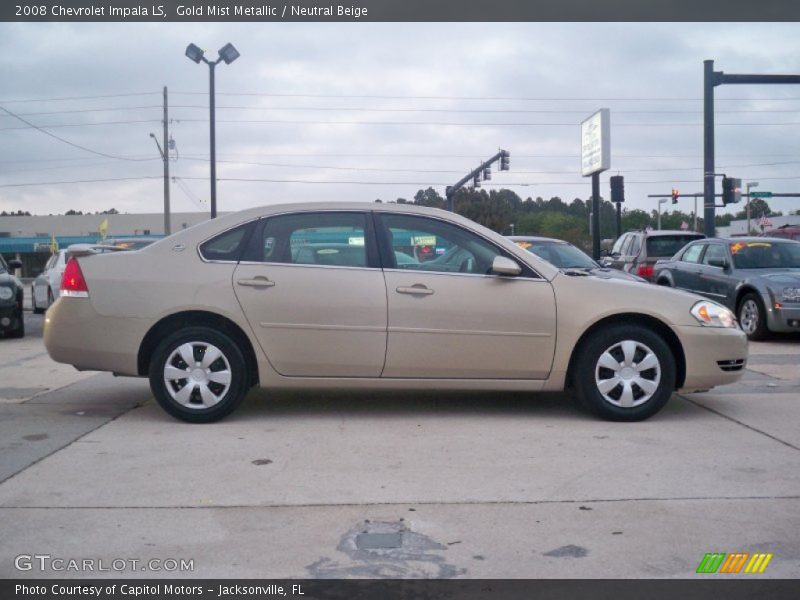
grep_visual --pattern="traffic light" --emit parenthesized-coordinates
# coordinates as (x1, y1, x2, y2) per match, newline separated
(722, 177, 742, 205)
(500, 150, 510, 171)
(671, 188, 679, 204)
(473, 174, 481, 188)
(483, 166, 491, 180)
(610, 175, 624, 203)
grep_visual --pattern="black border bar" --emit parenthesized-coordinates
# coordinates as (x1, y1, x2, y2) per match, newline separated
(2, 0, 800, 22)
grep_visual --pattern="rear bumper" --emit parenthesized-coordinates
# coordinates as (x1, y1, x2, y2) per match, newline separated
(44, 297, 148, 376)
(677, 325, 748, 391)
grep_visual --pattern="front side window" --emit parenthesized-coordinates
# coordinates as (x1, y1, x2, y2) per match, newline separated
(681, 244, 704, 263)
(252, 212, 370, 268)
(379, 213, 503, 275)
(702, 244, 727, 266)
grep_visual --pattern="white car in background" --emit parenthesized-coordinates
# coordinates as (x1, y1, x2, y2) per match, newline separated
(31, 249, 67, 313)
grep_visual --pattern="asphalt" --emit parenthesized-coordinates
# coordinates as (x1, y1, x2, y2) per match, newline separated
(0, 308, 798, 579)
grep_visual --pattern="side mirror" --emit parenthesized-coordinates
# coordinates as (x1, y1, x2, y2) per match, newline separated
(599, 249, 610, 257)
(8, 259, 22, 270)
(491, 256, 522, 276)
(707, 258, 729, 269)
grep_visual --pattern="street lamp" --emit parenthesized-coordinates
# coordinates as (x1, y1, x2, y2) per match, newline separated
(657, 198, 668, 230)
(746, 181, 759, 235)
(184, 42, 240, 219)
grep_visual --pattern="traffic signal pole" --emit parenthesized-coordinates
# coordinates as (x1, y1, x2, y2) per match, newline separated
(591, 173, 601, 260)
(703, 60, 800, 237)
(446, 149, 509, 212)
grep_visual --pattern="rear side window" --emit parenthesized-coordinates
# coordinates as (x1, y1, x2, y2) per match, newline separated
(199, 223, 251, 262)
(628, 235, 642, 257)
(646, 235, 704, 258)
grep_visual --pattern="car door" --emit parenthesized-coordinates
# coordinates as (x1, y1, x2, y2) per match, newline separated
(672, 242, 705, 292)
(698, 242, 735, 306)
(232, 210, 388, 377)
(376, 212, 557, 379)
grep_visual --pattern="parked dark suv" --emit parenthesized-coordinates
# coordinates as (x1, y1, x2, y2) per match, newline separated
(0, 254, 25, 338)
(603, 230, 705, 281)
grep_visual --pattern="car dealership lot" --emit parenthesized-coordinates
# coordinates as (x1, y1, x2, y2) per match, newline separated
(0, 310, 798, 578)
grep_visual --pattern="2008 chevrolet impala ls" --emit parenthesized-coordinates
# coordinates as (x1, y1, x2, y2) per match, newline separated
(44, 203, 747, 422)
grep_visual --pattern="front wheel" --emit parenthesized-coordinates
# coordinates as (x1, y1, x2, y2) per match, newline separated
(573, 325, 676, 421)
(738, 293, 768, 341)
(149, 326, 250, 423)
(6, 304, 25, 338)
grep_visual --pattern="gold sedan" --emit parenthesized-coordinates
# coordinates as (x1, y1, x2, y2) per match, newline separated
(45, 203, 747, 422)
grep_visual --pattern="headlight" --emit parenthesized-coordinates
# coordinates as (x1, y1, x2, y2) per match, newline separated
(0, 286, 13, 301)
(782, 287, 800, 302)
(690, 301, 736, 328)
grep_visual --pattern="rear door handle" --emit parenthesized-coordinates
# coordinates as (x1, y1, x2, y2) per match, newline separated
(396, 285, 434, 296)
(237, 277, 275, 288)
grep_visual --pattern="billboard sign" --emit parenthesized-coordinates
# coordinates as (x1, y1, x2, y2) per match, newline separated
(581, 109, 610, 176)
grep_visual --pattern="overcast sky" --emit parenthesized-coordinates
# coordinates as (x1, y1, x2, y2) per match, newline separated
(2, 21, 800, 218)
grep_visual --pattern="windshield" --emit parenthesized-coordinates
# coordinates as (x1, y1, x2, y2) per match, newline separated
(730, 241, 800, 269)
(517, 241, 597, 269)
(646, 234, 704, 258)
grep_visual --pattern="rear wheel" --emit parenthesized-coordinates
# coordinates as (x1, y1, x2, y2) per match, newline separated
(148, 326, 250, 423)
(738, 293, 768, 341)
(573, 324, 676, 421)
(6, 303, 25, 338)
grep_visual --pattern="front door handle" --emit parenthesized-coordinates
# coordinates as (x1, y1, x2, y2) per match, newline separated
(237, 277, 275, 288)
(396, 285, 434, 296)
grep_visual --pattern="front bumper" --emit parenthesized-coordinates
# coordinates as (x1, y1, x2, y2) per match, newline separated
(765, 302, 800, 333)
(677, 325, 748, 392)
(0, 301, 20, 332)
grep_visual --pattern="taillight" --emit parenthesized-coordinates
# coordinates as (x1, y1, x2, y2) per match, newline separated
(61, 258, 89, 298)
(636, 264, 655, 279)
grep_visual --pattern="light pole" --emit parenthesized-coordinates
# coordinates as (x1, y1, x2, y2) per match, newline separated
(185, 42, 240, 219)
(746, 181, 759, 235)
(657, 198, 668, 230)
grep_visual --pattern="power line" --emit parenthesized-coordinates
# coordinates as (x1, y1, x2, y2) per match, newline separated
(0, 92, 160, 103)
(0, 119, 161, 131)
(0, 106, 163, 117)
(0, 176, 161, 188)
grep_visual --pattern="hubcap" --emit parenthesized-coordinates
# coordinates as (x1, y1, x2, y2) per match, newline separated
(163, 342, 232, 409)
(739, 300, 759, 335)
(594, 340, 661, 408)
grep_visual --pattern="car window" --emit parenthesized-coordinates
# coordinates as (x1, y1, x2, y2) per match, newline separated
(253, 212, 370, 268)
(199, 223, 251, 262)
(619, 234, 633, 256)
(44, 255, 56, 271)
(379, 213, 502, 275)
(611, 234, 628, 255)
(628, 234, 642, 257)
(680, 244, 704, 263)
(702, 244, 727, 266)
(646, 235, 704, 258)
(0, 255, 7, 273)
(730, 241, 800, 269)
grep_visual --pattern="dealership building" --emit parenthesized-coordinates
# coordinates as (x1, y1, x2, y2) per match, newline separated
(0, 212, 216, 277)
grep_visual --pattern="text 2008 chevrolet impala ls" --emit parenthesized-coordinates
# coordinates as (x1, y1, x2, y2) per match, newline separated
(44, 203, 747, 422)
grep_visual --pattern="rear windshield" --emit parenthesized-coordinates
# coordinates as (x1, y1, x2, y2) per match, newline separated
(646, 235, 704, 257)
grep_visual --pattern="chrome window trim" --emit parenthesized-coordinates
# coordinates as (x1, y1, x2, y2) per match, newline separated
(382, 267, 546, 282)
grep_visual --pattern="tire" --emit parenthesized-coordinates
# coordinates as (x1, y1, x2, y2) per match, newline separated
(47, 288, 54, 311)
(738, 293, 769, 341)
(656, 277, 672, 287)
(6, 304, 25, 339)
(148, 326, 250, 423)
(572, 324, 676, 422)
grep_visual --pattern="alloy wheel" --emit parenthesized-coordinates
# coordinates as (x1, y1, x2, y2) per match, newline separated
(739, 299, 760, 335)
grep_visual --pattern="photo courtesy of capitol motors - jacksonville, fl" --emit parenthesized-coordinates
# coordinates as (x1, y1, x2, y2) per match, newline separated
(1, 1, 799, 599)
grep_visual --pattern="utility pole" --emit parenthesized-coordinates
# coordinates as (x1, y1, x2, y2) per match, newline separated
(591, 174, 601, 258)
(162, 86, 171, 235)
(149, 86, 171, 236)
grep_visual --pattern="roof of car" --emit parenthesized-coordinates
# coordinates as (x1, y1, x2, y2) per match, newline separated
(507, 236, 567, 244)
(635, 230, 705, 237)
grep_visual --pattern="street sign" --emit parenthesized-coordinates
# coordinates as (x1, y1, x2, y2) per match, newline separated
(751, 191, 772, 198)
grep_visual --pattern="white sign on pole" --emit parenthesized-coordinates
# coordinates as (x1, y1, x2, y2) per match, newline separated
(581, 109, 610, 177)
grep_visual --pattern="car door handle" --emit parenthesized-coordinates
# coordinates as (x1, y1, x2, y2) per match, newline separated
(396, 285, 434, 296)
(237, 277, 275, 288)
